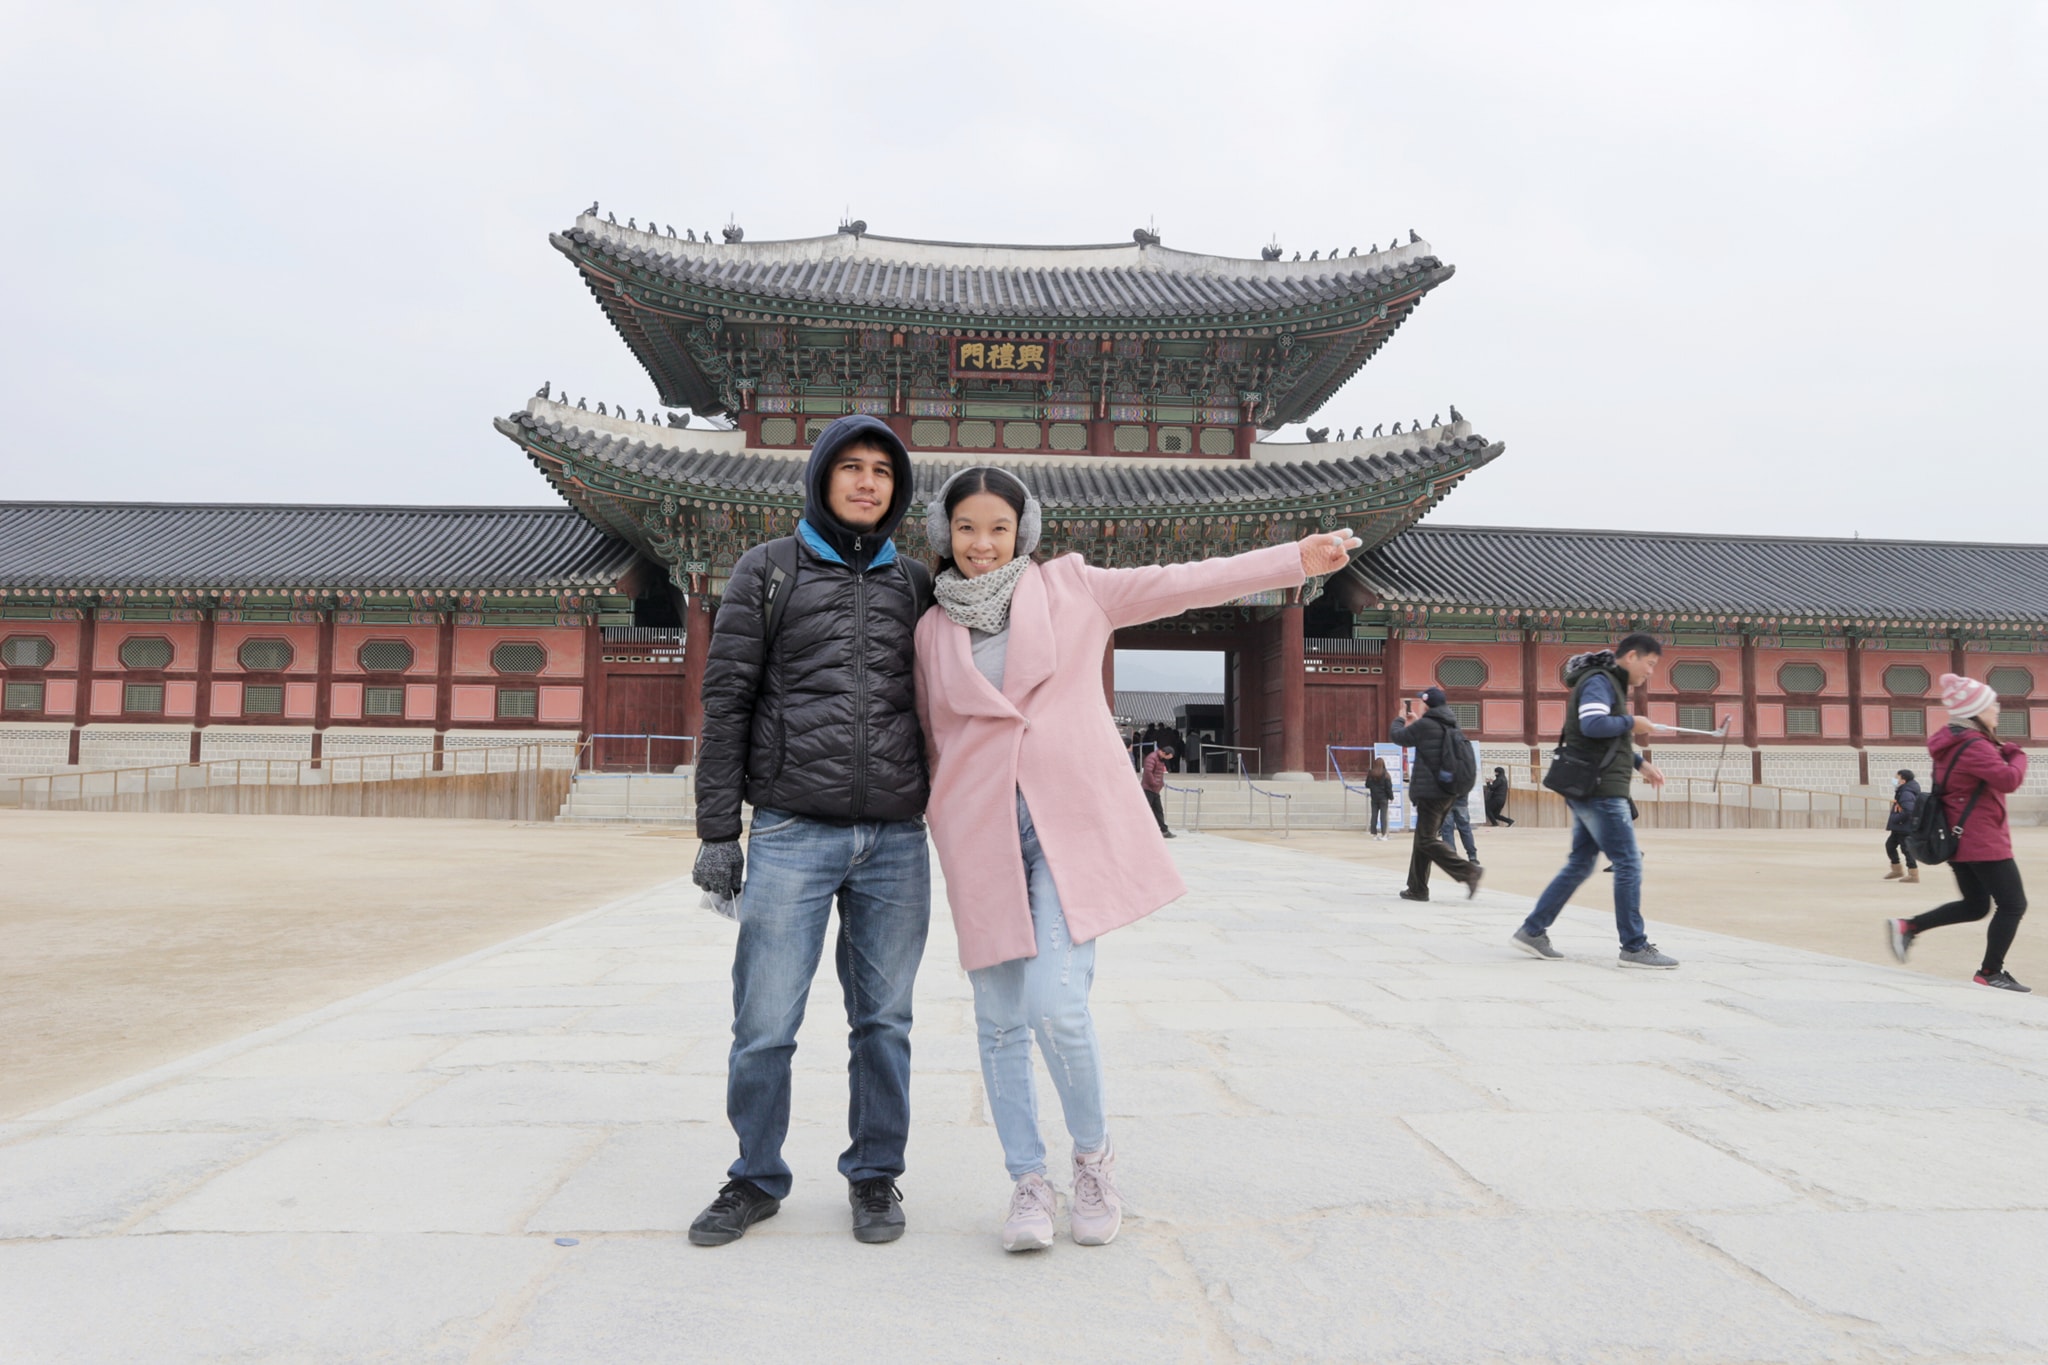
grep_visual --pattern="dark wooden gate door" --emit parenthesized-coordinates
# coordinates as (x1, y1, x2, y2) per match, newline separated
(599, 675, 689, 770)
(1306, 681, 1382, 776)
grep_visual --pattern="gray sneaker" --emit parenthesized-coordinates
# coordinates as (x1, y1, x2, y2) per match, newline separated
(1618, 943, 1680, 970)
(1511, 927, 1562, 960)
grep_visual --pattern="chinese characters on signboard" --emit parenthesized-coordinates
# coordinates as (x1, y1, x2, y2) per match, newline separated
(950, 338, 1052, 379)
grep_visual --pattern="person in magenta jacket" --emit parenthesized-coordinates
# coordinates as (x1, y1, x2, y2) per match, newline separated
(912, 466, 1358, 1253)
(1887, 673, 2031, 991)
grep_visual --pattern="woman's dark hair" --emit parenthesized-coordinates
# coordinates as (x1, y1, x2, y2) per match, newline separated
(1897, 768, 1915, 781)
(1368, 756, 1389, 780)
(933, 467, 1032, 575)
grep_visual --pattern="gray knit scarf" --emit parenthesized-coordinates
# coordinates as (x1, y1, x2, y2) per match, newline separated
(932, 557, 1029, 634)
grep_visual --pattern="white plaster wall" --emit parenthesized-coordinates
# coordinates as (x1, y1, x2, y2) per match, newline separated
(0, 722, 73, 777)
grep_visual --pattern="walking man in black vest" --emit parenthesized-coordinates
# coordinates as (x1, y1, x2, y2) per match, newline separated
(1512, 633, 1677, 968)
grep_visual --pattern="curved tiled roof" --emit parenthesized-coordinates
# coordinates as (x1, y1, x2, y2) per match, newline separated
(496, 409, 1501, 514)
(0, 503, 639, 594)
(558, 218, 1450, 327)
(1355, 525, 2048, 628)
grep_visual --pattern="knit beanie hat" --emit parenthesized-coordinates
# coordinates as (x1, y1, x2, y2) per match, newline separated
(1940, 673, 1994, 720)
(1420, 686, 1449, 708)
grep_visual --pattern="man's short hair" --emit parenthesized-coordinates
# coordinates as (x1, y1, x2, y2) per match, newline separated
(1615, 632, 1664, 658)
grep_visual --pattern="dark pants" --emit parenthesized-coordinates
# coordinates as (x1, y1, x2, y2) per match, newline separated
(1885, 831, 1918, 869)
(726, 809, 931, 1201)
(1145, 789, 1169, 834)
(1438, 802, 1479, 860)
(1407, 796, 1479, 898)
(1908, 858, 2028, 976)
(1485, 796, 1515, 827)
(1369, 798, 1389, 835)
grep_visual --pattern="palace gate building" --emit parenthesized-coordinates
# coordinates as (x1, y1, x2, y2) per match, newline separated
(2, 211, 2044, 791)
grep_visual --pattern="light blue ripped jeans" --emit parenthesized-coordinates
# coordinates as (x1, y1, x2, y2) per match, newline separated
(967, 791, 1110, 1179)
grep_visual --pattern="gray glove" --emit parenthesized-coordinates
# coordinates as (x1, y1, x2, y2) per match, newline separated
(692, 839, 745, 900)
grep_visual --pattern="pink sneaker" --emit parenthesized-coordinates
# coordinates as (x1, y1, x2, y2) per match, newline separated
(1001, 1174, 1056, 1252)
(1069, 1146, 1123, 1246)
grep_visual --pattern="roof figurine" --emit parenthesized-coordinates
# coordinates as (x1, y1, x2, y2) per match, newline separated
(1409, 228, 1420, 243)
(1133, 226, 1161, 246)
(1373, 423, 1384, 436)
(535, 380, 550, 399)
(721, 221, 744, 243)
(1449, 403, 1463, 422)
(586, 200, 598, 216)
(1262, 240, 1282, 261)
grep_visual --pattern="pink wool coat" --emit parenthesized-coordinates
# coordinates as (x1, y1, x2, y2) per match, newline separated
(914, 543, 1305, 971)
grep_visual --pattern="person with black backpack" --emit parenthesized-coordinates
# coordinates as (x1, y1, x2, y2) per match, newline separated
(685, 414, 936, 1248)
(1390, 686, 1482, 900)
(1886, 674, 2031, 992)
(1512, 634, 1678, 968)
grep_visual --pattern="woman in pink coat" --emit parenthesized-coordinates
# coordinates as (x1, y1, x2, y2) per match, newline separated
(1887, 673, 2031, 991)
(912, 466, 1359, 1252)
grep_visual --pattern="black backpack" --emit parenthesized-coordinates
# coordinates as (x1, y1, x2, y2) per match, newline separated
(1442, 724, 1479, 798)
(759, 536, 933, 644)
(1905, 735, 1987, 867)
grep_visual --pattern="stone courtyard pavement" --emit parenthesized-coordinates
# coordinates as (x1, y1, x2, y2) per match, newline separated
(5, 835, 2048, 1363)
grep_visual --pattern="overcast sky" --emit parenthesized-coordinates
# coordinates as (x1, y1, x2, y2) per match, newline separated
(2, 1, 2042, 552)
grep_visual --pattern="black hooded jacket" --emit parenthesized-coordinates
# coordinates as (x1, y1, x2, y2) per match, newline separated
(694, 415, 929, 841)
(1389, 702, 1466, 800)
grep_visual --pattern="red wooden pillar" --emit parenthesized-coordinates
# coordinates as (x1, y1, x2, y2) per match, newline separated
(1846, 633, 1866, 767)
(679, 584, 712, 755)
(582, 616, 604, 751)
(433, 611, 455, 771)
(1278, 596, 1306, 774)
(1520, 627, 1540, 746)
(70, 604, 98, 765)
(312, 606, 335, 766)
(191, 606, 216, 763)
(1741, 632, 1763, 783)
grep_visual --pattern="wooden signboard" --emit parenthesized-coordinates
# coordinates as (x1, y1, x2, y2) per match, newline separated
(950, 338, 1052, 380)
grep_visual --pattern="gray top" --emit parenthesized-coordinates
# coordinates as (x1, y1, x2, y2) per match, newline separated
(970, 627, 1009, 691)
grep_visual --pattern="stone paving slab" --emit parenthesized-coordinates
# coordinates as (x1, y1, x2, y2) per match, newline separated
(4, 833, 2047, 1362)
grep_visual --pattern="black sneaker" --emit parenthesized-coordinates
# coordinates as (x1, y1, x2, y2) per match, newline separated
(1886, 918, 1915, 963)
(1464, 865, 1484, 900)
(849, 1177, 906, 1244)
(1974, 970, 2032, 993)
(688, 1178, 780, 1247)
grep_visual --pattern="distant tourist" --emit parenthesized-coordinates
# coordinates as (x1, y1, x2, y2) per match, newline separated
(1511, 636, 1679, 969)
(1483, 766, 1516, 826)
(1887, 675, 2031, 992)
(1366, 756, 1394, 841)
(1439, 793, 1480, 861)
(1390, 688, 1482, 900)
(686, 415, 934, 1248)
(913, 464, 1359, 1252)
(1884, 768, 1922, 883)
(1142, 743, 1177, 838)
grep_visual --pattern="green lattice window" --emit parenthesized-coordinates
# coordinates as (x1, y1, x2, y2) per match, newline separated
(238, 638, 293, 671)
(124, 682, 164, 714)
(364, 686, 405, 717)
(1997, 709, 2031, 739)
(243, 684, 284, 715)
(497, 688, 538, 719)
(1987, 666, 2034, 697)
(1883, 665, 1930, 697)
(1435, 657, 1488, 688)
(1451, 703, 1480, 729)
(1049, 423, 1087, 452)
(1677, 705, 1716, 731)
(1784, 706, 1820, 735)
(956, 420, 996, 448)
(3, 681, 44, 711)
(909, 419, 950, 447)
(491, 642, 546, 674)
(1156, 426, 1193, 455)
(802, 418, 833, 445)
(760, 417, 799, 445)
(1001, 421, 1041, 450)
(359, 641, 415, 673)
(1890, 707, 1925, 737)
(119, 637, 173, 670)
(1112, 425, 1148, 453)
(1199, 427, 1236, 456)
(2, 635, 54, 667)
(1670, 661, 1720, 692)
(1778, 663, 1827, 694)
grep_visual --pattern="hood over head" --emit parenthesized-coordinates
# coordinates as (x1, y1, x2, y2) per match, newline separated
(1564, 649, 1618, 683)
(801, 414, 913, 571)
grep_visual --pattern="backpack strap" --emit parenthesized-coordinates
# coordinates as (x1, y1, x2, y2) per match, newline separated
(760, 537, 801, 644)
(1937, 734, 1990, 835)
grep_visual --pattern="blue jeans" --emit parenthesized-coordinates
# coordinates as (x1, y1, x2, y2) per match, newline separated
(1521, 796, 1647, 952)
(967, 794, 1109, 1180)
(1438, 801, 1478, 859)
(726, 808, 931, 1200)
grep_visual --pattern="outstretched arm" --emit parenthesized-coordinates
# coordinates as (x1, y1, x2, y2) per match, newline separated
(1079, 529, 1360, 631)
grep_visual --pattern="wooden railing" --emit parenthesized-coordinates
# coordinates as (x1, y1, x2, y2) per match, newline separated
(0, 745, 568, 822)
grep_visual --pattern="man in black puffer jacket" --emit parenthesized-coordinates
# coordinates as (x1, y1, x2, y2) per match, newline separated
(686, 414, 932, 1250)
(1389, 686, 1482, 902)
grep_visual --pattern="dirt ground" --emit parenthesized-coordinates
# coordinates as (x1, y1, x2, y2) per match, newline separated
(0, 811, 695, 1120)
(1223, 824, 2047, 984)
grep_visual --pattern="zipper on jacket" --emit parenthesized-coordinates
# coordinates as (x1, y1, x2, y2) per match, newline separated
(851, 538, 868, 821)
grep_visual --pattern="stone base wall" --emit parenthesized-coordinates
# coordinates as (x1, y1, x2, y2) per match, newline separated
(198, 727, 317, 765)
(444, 729, 581, 772)
(0, 722, 73, 777)
(77, 724, 192, 772)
